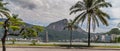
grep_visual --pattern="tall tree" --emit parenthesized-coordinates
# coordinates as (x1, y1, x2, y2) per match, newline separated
(0, 15, 24, 51)
(0, 1, 11, 51)
(70, 0, 112, 47)
(64, 20, 78, 48)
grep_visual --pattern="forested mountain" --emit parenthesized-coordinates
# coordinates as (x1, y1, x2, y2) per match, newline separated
(40, 19, 89, 41)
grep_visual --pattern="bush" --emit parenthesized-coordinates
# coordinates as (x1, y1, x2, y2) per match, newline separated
(11, 38, 16, 44)
(115, 37, 120, 43)
(31, 40, 37, 45)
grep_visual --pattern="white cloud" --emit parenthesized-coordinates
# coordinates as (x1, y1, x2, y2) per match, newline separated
(4, 0, 80, 26)
(111, 8, 120, 18)
(3, 0, 120, 32)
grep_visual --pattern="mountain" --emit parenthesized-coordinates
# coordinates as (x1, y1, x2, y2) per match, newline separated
(47, 19, 87, 34)
(47, 19, 68, 31)
(39, 19, 88, 42)
(44, 19, 112, 42)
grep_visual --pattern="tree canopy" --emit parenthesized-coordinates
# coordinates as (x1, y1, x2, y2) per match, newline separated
(107, 28, 120, 34)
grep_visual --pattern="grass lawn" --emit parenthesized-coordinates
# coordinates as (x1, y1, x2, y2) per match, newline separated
(0, 44, 120, 48)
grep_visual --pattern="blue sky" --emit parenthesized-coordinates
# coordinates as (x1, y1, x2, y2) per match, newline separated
(4, 0, 120, 33)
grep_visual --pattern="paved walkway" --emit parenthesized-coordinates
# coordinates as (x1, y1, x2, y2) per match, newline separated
(0, 48, 120, 51)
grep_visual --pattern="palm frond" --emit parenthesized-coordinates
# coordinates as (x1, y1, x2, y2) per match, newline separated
(70, 1, 85, 11)
(72, 12, 86, 25)
(70, 8, 85, 15)
(96, 12, 109, 26)
(91, 2, 112, 10)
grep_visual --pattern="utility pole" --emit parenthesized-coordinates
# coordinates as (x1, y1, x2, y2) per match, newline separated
(45, 30, 48, 42)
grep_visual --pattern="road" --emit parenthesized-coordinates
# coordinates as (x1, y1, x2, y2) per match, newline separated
(0, 48, 120, 51)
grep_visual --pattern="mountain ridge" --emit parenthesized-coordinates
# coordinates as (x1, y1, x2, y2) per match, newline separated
(47, 19, 87, 34)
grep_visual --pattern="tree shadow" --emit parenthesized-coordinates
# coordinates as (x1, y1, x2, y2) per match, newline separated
(58, 45, 93, 49)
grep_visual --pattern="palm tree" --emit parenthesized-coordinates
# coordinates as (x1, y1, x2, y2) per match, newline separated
(64, 20, 78, 48)
(70, 0, 112, 47)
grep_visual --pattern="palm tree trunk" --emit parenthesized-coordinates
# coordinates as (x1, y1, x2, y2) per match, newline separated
(88, 19, 91, 47)
(69, 28, 72, 48)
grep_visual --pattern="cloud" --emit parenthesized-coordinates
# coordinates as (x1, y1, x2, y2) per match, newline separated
(4, 0, 80, 26)
(8, 0, 37, 10)
(3, 0, 120, 32)
(111, 8, 120, 18)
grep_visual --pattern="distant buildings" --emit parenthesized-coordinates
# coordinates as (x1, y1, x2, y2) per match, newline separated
(4, 33, 120, 43)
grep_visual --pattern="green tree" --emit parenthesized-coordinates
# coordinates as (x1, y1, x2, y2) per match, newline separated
(10, 14, 24, 34)
(0, 1, 24, 51)
(1, 15, 24, 51)
(0, 1, 11, 51)
(21, 27, 37, 38)
(0, 13, 24, 51)
(70, 0, 112, 47)
(32, 25, 44, 33)
(107, 28, 120, 34)
(32, 25, 44, 41)
(64, 20, 78, 48)
(9, 14, 24, 44)
(114, 37, 120, 43)
(21, 26, 43, 45)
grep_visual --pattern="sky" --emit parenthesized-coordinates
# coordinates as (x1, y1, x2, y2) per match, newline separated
(3, 0, 120, 33)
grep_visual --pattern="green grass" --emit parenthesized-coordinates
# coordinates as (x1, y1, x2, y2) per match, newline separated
(0, 44, 88, 47)
(94, 46, 120, 48)
(0, 44, 120, 48)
